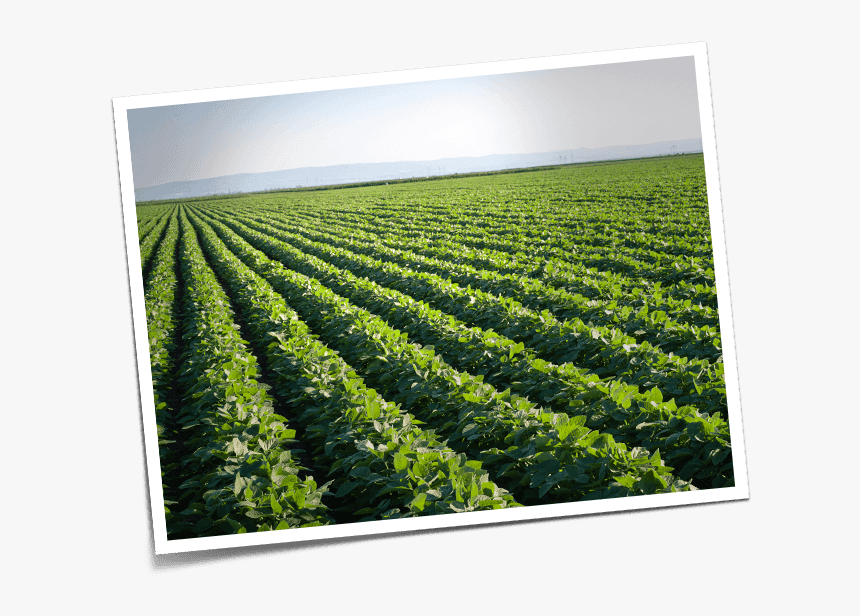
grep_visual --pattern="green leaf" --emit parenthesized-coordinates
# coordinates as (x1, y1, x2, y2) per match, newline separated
(538, 482, 554, 498)
(409, 492, 428, 512)
(270, 495, 283, 514)
(226, 518, 244, 532)
(712, 448, 730, 465)
(195, 517, 214, 532)
(639, 469, 668, 494)
(335, 481, 358, 498)
(393, 453, 409, 472)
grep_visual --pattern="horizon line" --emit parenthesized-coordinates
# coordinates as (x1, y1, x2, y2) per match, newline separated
(136, 138, 704, 191)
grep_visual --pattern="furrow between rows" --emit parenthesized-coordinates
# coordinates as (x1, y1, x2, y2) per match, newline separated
(195, 207, 733, 489)
(165, 208, 332, 538)
(192, 206, 698, 502)
(211, 208, 729, 419)
(234, 206, 722, 355)
(185, 208, 524, 518)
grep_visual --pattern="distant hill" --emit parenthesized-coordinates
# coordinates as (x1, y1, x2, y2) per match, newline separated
(134, 138, 703, 202)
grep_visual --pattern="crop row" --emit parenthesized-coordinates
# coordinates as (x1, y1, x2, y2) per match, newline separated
(165, 210, 332, 538)
(287, 204, 716, 288)
(190, 206, 700, 500)
(222, 199, 719, 313)
(143, 208, 182, 517)
(286, 200, 714, 263)
(139, 207, 176, 278)
(195, 207, 733, 489)
(202, 208, 728, 420)
(226, 205, 721, 356)
(139, 157, 735, 538)
(137, 204, 176, 241)
(269, 157, 711, 245)
(186, 208, 524, 518)
(281, 199, 713, 272)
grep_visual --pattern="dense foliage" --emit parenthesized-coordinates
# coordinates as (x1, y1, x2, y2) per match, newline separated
(136, 154, 734, 540)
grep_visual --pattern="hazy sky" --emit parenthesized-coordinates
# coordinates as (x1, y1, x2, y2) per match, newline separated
(128, 57, 701, 189)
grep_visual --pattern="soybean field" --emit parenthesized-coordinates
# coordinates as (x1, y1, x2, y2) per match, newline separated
(135, 154, 733, 539)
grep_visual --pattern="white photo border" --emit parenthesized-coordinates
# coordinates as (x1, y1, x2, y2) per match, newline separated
(113, 41, 749, 556)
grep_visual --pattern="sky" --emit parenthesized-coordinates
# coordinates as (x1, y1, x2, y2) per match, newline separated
(128, 57, 702, 189)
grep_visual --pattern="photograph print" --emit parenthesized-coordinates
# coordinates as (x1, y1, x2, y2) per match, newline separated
(114, 42, 748, 555)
